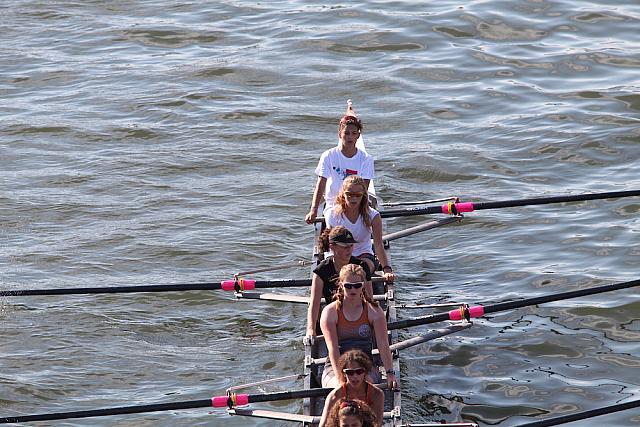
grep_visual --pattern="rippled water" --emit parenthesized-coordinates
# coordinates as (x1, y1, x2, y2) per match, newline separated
(1, 1, 639, 426)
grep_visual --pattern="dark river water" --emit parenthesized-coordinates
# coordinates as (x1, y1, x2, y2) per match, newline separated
(1, 1, 639, 426)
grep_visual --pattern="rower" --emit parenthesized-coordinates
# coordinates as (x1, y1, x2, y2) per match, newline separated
(319, 349, 384, 427)
(305, 102, 374, 224)
(324, 175, 395, 283)
(305, 226, 373, 344)
(323, 398, 377, 427)
(319, 264, 397, 392)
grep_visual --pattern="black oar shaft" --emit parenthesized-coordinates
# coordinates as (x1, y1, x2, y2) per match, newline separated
(248, 387, 331, 404)
(387, 279, 640, 330)
(515, 399, 640, 427)
(472, 189, 640, 211)
(0, 399, 212, 423)
(387, 312, 451, 330)
(1, 283, 221, 296)
(379, 189, 640, 219)
(0, 279, 312, 297)
(379, 205, 442, 218)
(0, 388, 332, 423)
(483, 279, 640, 315)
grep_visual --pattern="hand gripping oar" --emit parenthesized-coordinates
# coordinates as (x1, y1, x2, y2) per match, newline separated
(514, 398, 640, 427)
(387, 278, 640, 331)
(0, 387, 332, 423)
(371, 189, 640, 220)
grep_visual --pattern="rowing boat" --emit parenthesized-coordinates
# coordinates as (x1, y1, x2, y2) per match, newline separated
(229, 101, 477, 426)
(299, 102, 476, 427)
(302, 147, 402, 425)
(299, 101, 397, 425)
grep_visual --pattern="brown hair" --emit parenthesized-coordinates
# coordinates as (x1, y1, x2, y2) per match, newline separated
(334, 175, 371, 227)
(335, 349, 374, 384)
(318, 227, 331, 253)
(326, 398, 376, 427)
(334, 264, 377, 308)
(339, 115, 363, 132)
(318, 226, 353, 253)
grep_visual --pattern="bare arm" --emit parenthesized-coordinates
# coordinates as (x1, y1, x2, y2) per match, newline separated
(305, 176, 327, 224)
(306, 274, 325, 338)
(320, 304, 341, 379)
(318, 388, 340, 427)
(362, 260, 374, 299)
(371, 386, 385, 427)
(370, 304, 397, 390)
(364, 279, 373, 300)
(371, 214, 394, 282)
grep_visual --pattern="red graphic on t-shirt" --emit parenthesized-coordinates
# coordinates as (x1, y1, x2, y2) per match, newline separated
(345, 169, 358, 175)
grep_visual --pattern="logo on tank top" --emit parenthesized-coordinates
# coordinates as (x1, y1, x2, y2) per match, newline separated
(358, 324, 371, 337)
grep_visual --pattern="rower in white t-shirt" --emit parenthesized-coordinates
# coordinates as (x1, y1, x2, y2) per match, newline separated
(305, 102, 374, 224)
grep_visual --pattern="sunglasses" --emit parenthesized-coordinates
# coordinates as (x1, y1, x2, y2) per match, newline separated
(342, 367, 366, 376)
(342, 281, 363, 290)
(331, 242, 354, 248)
(344, 191, 364, 198)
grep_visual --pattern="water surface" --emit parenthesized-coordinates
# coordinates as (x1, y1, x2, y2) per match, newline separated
(1, 1, 639, 426)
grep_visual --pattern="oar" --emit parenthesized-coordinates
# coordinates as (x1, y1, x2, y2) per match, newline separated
(320, 189, 640, 221)
(0, 387, 332, 423)
(514, 398, 640, 427)
(383, 216, 461, 244)
(387, 278, 640, 330)
(0, 278, 312, 297)
(234, 260, 309, 276)
(0, 276, 389, 298)
(382, 196, 458, 207)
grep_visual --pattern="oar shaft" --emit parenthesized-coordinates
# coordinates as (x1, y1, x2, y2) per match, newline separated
(0, 387, 333, 423)
(211, 388, 329, 407)
(0, 399, 212, 423)
(0, 279, 313, 297)
(0, 283, 221, 296)
(514, 399, 640, 427)
(387, 279, 640, 330)
(472, 189, 640, 211)
(387, 312, 451, 330)
(245, 387, 331, 404)
(483, 279, 640, 315)
(383, 216, 461, 243)
(236, 260, 309, 276)
(379, 189, 640, 219)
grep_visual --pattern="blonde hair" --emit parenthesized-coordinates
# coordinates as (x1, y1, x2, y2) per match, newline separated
(334, 175, 371, 227)
(334, 264, 377, 309)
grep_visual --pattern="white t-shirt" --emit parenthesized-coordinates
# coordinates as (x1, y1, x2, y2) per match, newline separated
(314, 146, 374, 208)
(324, 207, 379, 256)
